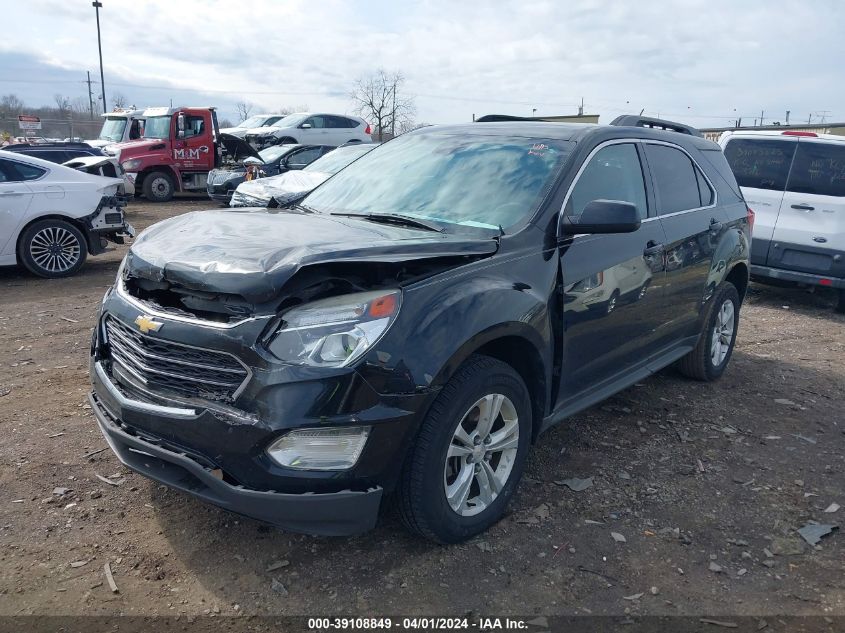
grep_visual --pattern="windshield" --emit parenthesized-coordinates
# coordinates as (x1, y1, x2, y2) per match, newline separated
(270, 114, 306, 129)
(142, 116, 171, 139)
(303, 133, 573, 231)
(305, 144, 375, 174)
(238, 115, 269, 129)
(257, 145, 292, 163)
(99, 117, 127, 142)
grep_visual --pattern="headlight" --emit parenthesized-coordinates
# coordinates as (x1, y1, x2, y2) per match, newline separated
(571, 271, 604, 293)
(267, 290, 400, 367)
(121, 159, 142, 171)
(266, 426, 371, 470)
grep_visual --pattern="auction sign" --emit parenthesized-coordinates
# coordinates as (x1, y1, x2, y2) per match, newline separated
(18, 115, 42, 130)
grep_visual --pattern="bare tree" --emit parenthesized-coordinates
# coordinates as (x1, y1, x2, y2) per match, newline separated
(1, 94, 25, 116)
(112, 92, 129, 109)
(236, 101, 254, 122)
(53, 94, 71, 114)
(218, 118, 234, 129)
(278, 104, 309, 115)
(350, 69, 415, 141)
(70, 96, 91, 115)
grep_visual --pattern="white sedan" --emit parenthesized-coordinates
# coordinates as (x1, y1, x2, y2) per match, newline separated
(0, 150, 133, 278)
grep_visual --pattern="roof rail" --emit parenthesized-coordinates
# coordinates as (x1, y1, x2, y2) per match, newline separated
(610, 115, 702, 137)
(475, 114, 538, 122)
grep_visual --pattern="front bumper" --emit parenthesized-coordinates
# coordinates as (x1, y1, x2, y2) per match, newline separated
(751, 264, 845, 289)
(90, 361, 383, 535)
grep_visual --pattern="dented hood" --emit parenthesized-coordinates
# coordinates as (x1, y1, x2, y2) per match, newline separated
(125, 208, 498, 302)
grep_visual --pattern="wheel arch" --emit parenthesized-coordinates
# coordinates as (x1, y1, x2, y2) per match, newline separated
(426, 324, 551, 443)
(136, 166, 178, 192)
(725, 261, 749, 301)
(15, 213, 93, 262)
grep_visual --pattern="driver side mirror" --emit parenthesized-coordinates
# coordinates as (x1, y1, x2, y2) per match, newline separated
(300, 122, 312, 129)
(176, 113, 186, 139)
(560, 200, 641, 235)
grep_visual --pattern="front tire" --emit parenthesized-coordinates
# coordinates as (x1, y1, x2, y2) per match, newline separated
(142, 171, 175, 202)
(398, 355, 532, 543)
(676, 282, 740, 381)
(18, 218, 88, 278)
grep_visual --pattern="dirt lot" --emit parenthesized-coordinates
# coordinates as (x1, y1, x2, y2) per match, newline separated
(1, 198, 843, 619)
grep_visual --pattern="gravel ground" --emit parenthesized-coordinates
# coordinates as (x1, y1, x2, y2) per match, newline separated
(0, 198, 843, 619)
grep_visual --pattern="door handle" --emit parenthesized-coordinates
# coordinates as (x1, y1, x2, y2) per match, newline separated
(709, 218, 723, 231)
(791, 203, 815, 211)
(643, 240, 664, 256)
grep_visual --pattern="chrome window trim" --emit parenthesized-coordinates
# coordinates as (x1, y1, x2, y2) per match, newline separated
(559, 139, 648, 225)
(642, 139, 719, 215)
(559, 138, 720, 237)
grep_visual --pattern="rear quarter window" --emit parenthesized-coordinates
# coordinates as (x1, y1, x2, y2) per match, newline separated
(786, 141, 845, 197)
(723, 138, 796, 191)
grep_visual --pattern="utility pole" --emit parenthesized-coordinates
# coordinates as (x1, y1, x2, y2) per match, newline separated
(86, 71, 95, 120)
(759, 110, 765, 127)
(785, 110, 790, 125)
(93, 1, 106, 113)
(390, 83, 396, 138)
(578, 97, 584, 116)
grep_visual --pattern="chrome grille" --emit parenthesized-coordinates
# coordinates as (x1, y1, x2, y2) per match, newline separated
(104, 315, 249, 402)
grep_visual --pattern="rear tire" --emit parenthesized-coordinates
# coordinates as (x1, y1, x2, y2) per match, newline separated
(18, 218, 88, 278)
(398, 354, 532, 543)
(142, 171, 175, 202)
(836, 290, 845, 314)
(676, 282, 740, 381)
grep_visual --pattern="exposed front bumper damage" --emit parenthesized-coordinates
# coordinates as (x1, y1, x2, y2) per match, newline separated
(89, 363, 382, 535)
(89, 288, 428, 534)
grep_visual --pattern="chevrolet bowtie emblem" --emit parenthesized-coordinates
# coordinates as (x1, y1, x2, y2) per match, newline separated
(134, 314, 163, 334)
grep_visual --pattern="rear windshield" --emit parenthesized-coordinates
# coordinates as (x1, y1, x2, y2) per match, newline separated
(786, 141, 845, 197)
(303, 132, 574, 233)
(723, 138, 796, 192)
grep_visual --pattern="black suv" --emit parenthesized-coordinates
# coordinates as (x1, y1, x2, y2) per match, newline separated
(3, 141, 105, 163)
(89, 116, 751, 543)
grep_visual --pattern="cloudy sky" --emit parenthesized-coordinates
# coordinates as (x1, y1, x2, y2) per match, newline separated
(1, 0, 843, 129)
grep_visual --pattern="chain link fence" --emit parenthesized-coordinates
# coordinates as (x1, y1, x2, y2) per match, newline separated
(1, 117, 103, 142)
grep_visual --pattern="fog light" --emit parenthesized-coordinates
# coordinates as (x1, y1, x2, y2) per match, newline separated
(266, 426, 370, 470)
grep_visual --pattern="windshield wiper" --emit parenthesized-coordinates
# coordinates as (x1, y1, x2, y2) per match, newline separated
(330, 212, 444, 233)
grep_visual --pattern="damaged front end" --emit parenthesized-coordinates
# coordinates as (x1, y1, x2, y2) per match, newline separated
(89, 206, 497, 533)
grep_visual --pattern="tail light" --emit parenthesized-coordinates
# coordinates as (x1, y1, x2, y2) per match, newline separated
(746, 206, 755, 234)
(364, 123, 372, 135)
(782, 130, 818, 137)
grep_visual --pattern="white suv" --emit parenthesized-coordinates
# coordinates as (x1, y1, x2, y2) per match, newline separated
(243, 112, 371, 149)
(719, 130, 845, 312)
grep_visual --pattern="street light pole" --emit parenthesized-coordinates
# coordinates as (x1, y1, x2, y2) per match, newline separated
(92, 1, 106, 113)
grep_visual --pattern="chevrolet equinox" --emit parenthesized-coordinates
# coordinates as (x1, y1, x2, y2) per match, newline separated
(89, 115, 751, 543)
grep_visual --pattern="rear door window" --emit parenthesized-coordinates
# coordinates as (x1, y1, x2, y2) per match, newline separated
(567, 143, 648, 219)
(723, 138, 796, 191)
(786, 141, 845, 197)
(644, 144, 702, 214)
(9, 161, 47, 181)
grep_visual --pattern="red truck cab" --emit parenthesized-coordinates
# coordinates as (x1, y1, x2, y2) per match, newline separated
(107, 106, 222, 202)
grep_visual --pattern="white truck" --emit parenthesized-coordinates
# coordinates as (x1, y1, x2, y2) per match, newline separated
(86, 108, 146, 149)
